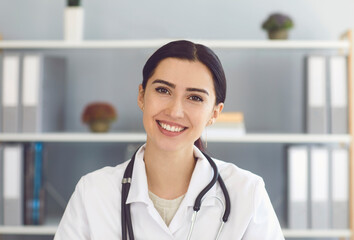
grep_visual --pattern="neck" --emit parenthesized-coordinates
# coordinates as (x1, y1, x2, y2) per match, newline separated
(144, 141, 196, 200)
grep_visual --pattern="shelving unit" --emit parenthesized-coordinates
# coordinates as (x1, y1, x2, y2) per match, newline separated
(0, 39, 350, 49)
(0, 133, 351, 143)
(0, 226, 351, 238)
(0, 33, 353, 239)
(0, 226, 57, 236)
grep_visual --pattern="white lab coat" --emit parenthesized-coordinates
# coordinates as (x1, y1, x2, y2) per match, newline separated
(54, 144, 284, 240)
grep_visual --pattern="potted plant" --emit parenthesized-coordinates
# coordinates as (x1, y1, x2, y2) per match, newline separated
(82, 102, 117, 133)
(64, 0, 84, 41)
(262, 13, 294, 40)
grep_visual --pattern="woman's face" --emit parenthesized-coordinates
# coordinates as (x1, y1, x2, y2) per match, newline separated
(138, 57, 224, 153)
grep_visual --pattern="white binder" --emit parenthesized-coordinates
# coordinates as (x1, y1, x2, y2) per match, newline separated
(1, 55, 21, 132)
(0, 145, 3, 225)
(310, 146, 330, 229)
(306, 56, 327, 133)
(21, 54, 66, 132)
(288, 145, 309, 229)
(3, 144, 24, 225)
(331, 147, 349, 228)
(329, 56, 348, 134)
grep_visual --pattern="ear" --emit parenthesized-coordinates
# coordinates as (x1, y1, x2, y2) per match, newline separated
(207, 103, 224, 126)
(137, 84, 145, 111)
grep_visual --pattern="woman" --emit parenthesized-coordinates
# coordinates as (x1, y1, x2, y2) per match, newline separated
(54, 40, 284, 239)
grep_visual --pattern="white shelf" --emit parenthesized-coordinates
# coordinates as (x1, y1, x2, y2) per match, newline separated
(282, 229, 352, 238)
(0, 225, 57, 235)
(0, 226, 350, 237)
(0, 133, 147, 142)
(0, 39, 350, 49)
(0, 133, 350, 143)
(207, 133, 351, 143)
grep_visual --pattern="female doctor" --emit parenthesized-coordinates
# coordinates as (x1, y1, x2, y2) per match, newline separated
(54, 40, 284, 240)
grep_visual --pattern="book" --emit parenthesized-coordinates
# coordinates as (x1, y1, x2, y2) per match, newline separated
(288, 145, 309, 229)
(1, 54, 21, 132)
(202, 112, 246, 139)
(21, 54, 66, 132)
(306, 56, 328, 133)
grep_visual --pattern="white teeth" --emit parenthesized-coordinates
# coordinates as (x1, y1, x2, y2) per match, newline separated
(158, 121, 185, 132)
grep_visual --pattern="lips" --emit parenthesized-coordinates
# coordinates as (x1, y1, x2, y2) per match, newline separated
(156, 120, 187, 133)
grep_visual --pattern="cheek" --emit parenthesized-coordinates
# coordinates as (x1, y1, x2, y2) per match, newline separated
(144, 94, 163, 113)
(189, 107, 212, 127)
(142, 94, 164, 124)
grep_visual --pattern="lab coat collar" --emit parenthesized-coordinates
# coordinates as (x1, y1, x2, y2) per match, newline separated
(169, 146, 217, 234)
(125, 144, 150, 205)
(180, 146, 217, 208)
(126, 144, 217, 207)
(125, 144, 218, 234)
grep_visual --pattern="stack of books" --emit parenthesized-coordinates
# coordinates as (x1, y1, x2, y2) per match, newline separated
(202, 112, 246, 139)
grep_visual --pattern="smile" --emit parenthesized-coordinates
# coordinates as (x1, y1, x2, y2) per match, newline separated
(157, 120, 187, 133)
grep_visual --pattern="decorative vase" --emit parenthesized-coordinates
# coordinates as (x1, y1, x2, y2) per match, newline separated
(64, 6, 84, 41)
(268, 29, 288, 40)
(89, 120, 110, 133)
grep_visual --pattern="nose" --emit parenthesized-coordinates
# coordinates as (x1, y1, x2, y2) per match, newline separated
(165, 98, 184, 119)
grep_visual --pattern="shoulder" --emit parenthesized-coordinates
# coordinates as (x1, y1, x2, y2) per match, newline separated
(213, 158, 264, 195)
(77, 160, 130, 194)
(214, 158, 264, 184)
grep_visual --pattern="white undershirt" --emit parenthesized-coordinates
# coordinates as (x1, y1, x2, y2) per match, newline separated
(148, 191, 185, 226)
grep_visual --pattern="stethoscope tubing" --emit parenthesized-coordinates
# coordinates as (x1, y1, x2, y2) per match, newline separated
(122, 151, 136, 240)
(121, 147, 231, 240)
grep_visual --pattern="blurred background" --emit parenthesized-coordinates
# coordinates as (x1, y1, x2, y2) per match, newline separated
(0, 0, 353, 239)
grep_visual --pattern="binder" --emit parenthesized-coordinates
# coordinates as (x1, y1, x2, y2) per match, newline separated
(331, 147, 349, 228)
(0, 55, 2, 132)
(0, 145, 3, 225)
(310, 146, 330, 229)
(1, 54, 21, 132)
(21, 55, 66, 132)
(2, 144, 24, 225)
(24, 143, 35, 225)
(306, 56, 327, 133)
(33, 142, 45, 225)
(329, 56, 348, 134)
(288, 145, 309, 229)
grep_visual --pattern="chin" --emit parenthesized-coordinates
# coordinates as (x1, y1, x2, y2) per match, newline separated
(148, 136, 193, 153)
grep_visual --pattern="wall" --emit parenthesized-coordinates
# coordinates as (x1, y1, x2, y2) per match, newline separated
(0, 1, 352, 239)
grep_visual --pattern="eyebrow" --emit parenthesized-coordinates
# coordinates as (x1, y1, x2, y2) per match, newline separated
(152, 79, 209, 96)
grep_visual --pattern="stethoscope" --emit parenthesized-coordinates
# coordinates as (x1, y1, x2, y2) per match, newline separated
(121, 147, 231, 240)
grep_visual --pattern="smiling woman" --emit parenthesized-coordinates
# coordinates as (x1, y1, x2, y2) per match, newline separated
(138, 58, 223, 155)
(54, 40, 284, 240)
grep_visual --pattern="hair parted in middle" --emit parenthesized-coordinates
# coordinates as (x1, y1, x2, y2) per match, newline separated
(141, 40, 227, 150)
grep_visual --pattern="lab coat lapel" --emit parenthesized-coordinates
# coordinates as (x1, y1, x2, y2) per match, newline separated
(169, 146, 217, 234)
(125, 145, 150, 205)
(125, 145, 172, 235)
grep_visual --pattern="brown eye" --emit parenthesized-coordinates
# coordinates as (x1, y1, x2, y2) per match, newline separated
(188, 95, 203, 102)
(155, 87, 170, 94)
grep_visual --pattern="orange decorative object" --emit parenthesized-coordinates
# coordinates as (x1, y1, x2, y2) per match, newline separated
(82, 102, 117, 132)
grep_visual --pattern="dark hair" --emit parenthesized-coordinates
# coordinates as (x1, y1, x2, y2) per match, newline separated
(142, 40, 227, 151)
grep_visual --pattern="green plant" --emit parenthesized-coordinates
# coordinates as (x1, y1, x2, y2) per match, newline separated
(67, 0, 81, 7)
(262, 13, 294, 32)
